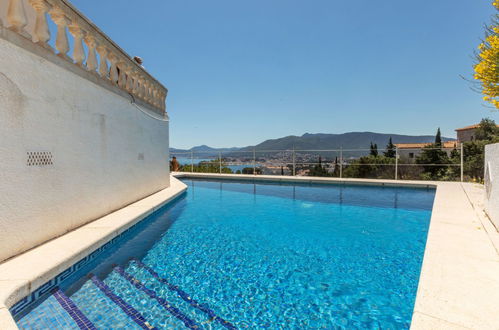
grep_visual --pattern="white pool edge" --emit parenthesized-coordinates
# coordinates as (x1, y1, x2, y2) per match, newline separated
(1, 174, 498, 329)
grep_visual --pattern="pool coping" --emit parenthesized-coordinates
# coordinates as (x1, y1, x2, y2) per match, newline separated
(0, 174, 498, 329)
(174, 173, 499, 329)
(0, 176, 188, 329)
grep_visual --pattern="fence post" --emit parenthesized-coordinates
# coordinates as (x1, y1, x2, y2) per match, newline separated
(190, 151, 194, 173)
(292, 148, 296, 176)
(460, 143, 464, 182)
(339, 147, 343, 179)
(395, 146, 398, 180)
(219, 151, 222, 174)
(253, 149, 256, 176)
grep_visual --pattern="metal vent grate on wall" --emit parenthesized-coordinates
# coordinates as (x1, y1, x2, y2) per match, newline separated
(27, 151, 53, 166)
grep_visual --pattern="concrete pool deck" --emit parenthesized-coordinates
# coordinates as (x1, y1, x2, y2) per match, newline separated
(0, 173, 498, 329)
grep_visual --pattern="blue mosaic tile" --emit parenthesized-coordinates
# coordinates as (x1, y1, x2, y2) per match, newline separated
(70, 279, 143, 330)
(52, 288, 96, 330)
(10, 226, 136, 316)
(115, 266, 199, 329)
(131, 258, 236, 329)
(16, 295, 79, 330)
(90, 275, 156, 330)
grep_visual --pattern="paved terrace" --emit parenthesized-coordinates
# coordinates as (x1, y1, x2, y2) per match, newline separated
(0, 174, 497, 329)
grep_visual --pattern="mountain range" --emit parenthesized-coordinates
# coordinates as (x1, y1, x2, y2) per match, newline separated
(171, 132, 454, 156)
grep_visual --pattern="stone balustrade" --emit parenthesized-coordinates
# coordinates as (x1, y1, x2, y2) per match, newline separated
(1, 0, 167, 113)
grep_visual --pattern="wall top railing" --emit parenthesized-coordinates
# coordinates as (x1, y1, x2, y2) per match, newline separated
(0, 0, 167, 114)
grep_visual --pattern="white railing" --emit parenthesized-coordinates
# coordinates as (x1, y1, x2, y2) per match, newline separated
(0, 0, 167, 113)
(171, 145, 466, 182)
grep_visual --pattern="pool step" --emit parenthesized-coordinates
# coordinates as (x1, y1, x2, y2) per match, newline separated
(103, 268, 189, 329)
(52, 288, 97, 330)
(17, 260, 236, 329)
(114, 266, 200, 329)
(70, 278, 147, 330)
(17, 292, 82, 330)
(90, 275, 157, 330)
(128, 259, 236, 329)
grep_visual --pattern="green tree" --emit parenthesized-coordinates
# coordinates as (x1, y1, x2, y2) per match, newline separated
(179, 159, 234, 174)
(308, 155, 330, 177)
(462, 118, 499, 181)
(242, 167, 262, 175)
(343, 155, 395, 179)
(435, 127, 442, 146)
(463, 141, 488, 180)
(384, 137, 396, 158)
(369, 142, 378, 157)
(416, 128, 450, 180)
(474, 118, 499, 140)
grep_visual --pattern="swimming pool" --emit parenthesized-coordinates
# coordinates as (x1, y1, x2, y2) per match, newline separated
(14, 178, 434, 329)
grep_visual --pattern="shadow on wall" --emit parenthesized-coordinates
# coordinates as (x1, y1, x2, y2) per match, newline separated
(0, 72, 26, 121)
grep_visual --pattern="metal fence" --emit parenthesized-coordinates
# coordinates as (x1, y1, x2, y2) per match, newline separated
(171, 145, 466, 182)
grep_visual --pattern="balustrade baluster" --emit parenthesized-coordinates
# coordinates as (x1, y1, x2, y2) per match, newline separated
(156, 90, 162, 108)
(96, 45, 109, 78)
(29, 0, 50, 46)
(69, 24, 86, 66)
(148, 85, 154, 103)
(108, 54, 119, 84)
(6, 0, 27, 33)
(153, 88, 159, 107)
(138, 78, 145, 99)
(157, 90, 163, 108)
(142, 82, 147, 101)
(132, 72, 139, 94)
(49, 7, 70, 58)
(135, 78, 141, 98)
(117, 62, 126, 88)
(144, 81, 149, 101)
(144, 82, 150, 102)
(84, 35, 98, 72)
(125, 68, 134, 92)
(150, 87, 156, 106)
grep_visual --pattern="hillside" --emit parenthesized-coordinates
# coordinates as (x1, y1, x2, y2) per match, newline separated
(238, 132, 453, 151)
(171, 132, 454, 157)
(170, 145, 241, 155)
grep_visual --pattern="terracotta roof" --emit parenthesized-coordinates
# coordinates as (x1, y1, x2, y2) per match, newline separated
(395, 141, 459, 149)
(455, 124, 499, 131)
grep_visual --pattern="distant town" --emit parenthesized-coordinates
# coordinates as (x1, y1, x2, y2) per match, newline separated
(171, 120, 499, 181)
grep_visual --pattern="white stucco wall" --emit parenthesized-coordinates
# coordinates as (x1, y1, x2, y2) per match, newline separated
(0, 37, 170, 262)
(484, 143, 499, 227)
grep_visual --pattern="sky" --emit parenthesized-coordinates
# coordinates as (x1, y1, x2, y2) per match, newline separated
(71, 0, 497, 149)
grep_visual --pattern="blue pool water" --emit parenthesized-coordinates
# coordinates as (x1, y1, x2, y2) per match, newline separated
(15, 179, 434, 329)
